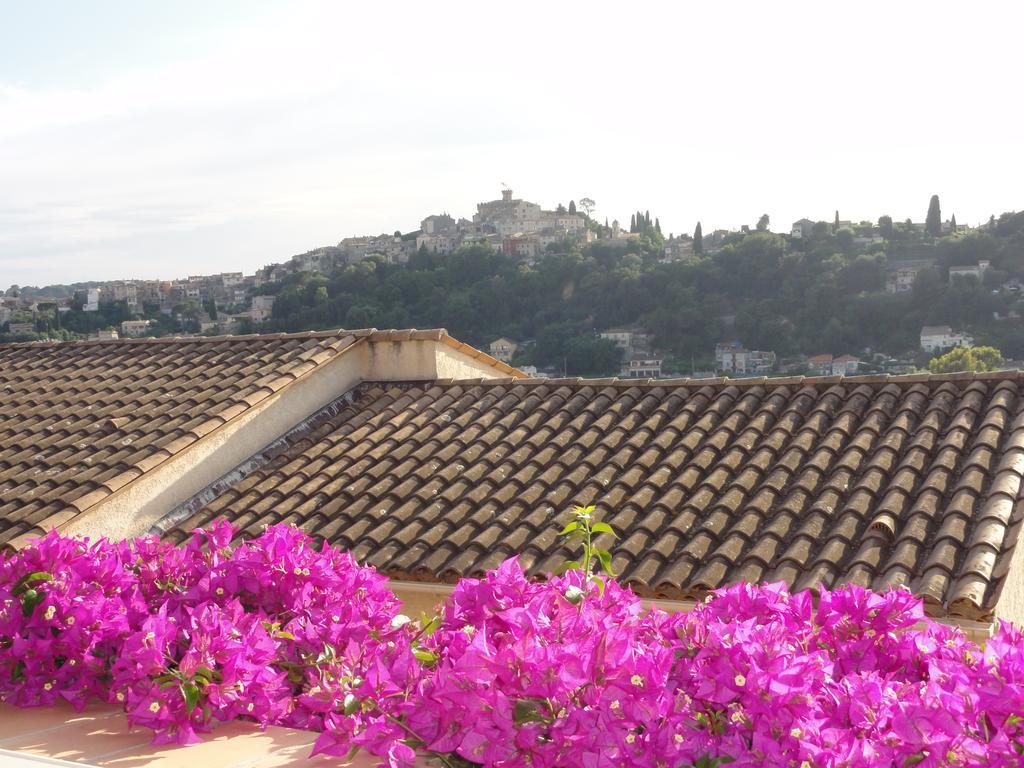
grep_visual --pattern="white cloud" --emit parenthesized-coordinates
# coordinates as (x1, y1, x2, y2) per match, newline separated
(1, 0, 1022, 286)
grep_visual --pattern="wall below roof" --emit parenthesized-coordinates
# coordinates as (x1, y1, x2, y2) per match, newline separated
(390, 582, 995, 644)
(63, 344, 367, 542)
(364, 337, 520, 381)
(994, 517, 1024, 631)
(63, 338, 515, 543)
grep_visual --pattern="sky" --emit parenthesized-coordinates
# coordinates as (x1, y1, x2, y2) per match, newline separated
(1, 1, 1022, 287)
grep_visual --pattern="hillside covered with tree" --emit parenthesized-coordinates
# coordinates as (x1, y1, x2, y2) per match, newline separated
(259, 208, 1024, 375)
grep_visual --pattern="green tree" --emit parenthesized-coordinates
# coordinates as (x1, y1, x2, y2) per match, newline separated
(630, 213, 637, 233)
(578, 198, 595, 217)
(568, 200, 576, 214)
(756, 214, 769, 232)
(950, 214, 957, 232)
(926, 194, 942, 237)
(878, 215, 894, 238)
(928, 345, 1003, 373)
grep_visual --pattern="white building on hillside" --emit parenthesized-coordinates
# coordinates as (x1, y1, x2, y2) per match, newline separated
(84, 288, 101, 312)
(250, 295, 276, 324)
(715, 342, 776, 374)
(421, 214, 457, 235)
(920, 325, 974, 353)
(623, 358, 662, 378)
(790, 219, 816, 238)
(949, 260, 991, 283)
(554, 213, 586, 232)
(416, 233, 457, 254)
(886, 260, 934, 293)
(474, 189, 546, 236)
(120, 319, 152, 337)
(599, 328, 649, 357)
(831, 355, 861, 376)
(488, 337, 519, 363)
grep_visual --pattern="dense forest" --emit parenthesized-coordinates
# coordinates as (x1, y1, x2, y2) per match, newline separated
(260, 211, 1024, 375)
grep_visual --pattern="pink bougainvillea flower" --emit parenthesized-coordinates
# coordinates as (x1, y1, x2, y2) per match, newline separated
(3, 527, 1024, 767)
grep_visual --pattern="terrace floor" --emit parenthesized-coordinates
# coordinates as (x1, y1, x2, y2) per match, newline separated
(0, 702, 410, 767)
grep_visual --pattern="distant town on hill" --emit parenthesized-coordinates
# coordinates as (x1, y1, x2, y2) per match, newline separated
(3, 189, 1023, 379)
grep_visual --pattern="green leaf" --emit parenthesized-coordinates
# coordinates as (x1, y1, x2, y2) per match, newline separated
(558, 521, 581, 535)
(590, 522, 617, 538)
(595, 549, 616, 576)
(589, 574, 606, 596)
(20, 589, 44, 617)
(14, 572, 52, 596)
(343, 693, 361, 715)
(419, 613, 441, 637)
(513, 699, 544, 725)
(194, 666, 218, 685)
(413, 648, 438, 665)
(563, 585, 586, 605)
(281, 664, 305, 684)
(572, 505, 596, 516)
(552, 561, 582, 575)
(181, 682, 200, 715)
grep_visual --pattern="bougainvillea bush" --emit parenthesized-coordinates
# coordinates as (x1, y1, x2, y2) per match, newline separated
(2, 520, 1024, 768)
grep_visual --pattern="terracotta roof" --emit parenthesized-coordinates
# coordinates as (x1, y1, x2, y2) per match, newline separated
(0, 329, 518, 548)
(161, 372, 1024, 621)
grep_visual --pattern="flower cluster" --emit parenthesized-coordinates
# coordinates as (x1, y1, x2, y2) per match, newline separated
(3, 524, 1024, 768)
(1, 523, 420, 759)
(396, 561, 1024, 768)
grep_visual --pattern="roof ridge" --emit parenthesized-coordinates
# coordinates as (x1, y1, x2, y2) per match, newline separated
(0, 327, 454, 350)
(438, 370, 1024, 388)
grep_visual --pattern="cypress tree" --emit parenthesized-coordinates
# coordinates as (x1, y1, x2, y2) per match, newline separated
(568, 200, 576, 214)
(834, 210, 840, 232)
(951, 213, 957, 232)
(655, 218, 662, 235)
(693, 222, 703, 255)
(630, 213, 637, 233)
(925, 195, 942, 237)
(645, 210, 651, 227)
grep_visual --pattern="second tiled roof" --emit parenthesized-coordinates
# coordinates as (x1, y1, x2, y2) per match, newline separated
(163, 373, 1024, 621)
